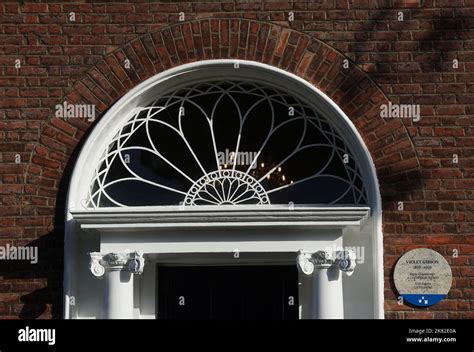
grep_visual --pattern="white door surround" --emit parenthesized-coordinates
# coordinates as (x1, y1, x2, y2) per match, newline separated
(72, 206, 369, 319)
(64, 60, 383, 319)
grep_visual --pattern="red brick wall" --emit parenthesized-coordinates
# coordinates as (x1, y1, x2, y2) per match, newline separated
(0, 1, 473, 319)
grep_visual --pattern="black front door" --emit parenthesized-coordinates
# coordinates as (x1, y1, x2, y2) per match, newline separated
(157, 265, 298, 319)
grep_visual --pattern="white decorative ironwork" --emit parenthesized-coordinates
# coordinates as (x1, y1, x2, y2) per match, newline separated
(184, 170, 269, 206)
(86, 80, 368, 208)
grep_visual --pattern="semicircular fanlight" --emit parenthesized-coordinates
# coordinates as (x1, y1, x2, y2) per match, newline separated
(87, 80, 368, 208)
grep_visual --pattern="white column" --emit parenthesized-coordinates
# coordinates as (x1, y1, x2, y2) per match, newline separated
(297, 249, 356, 319)
(89, 251, 145, 319)
(313, 255, 343, 319)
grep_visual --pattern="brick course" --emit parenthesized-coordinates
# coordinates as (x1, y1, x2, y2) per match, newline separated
(0, 1, 473, 319)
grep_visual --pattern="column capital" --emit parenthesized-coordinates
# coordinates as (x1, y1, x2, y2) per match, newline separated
(89, 251, 145, 278)
(296, 250, 315, 275)
(296, 249, 357, 276)
(312, 250, 334, 268)
(334, 249, 357, 276)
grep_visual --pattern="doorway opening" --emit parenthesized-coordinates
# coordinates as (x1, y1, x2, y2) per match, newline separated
(157, 265, 299, 319)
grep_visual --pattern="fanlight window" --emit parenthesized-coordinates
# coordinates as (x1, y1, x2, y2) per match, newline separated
(87, 80, 368, 208)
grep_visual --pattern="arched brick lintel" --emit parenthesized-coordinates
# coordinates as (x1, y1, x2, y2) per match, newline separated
(28, 18, 421, 207)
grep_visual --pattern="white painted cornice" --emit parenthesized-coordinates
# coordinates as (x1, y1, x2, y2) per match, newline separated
(70, 205, 370, 232)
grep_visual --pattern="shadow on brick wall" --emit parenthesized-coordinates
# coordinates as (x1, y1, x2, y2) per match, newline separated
(0, 113, 102, 319)
(0, 231, 63, 318)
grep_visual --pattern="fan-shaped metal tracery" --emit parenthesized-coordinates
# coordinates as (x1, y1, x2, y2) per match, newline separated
(87, 80, 368, 208)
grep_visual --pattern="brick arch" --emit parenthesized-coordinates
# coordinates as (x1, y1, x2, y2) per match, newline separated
(27, 18, 421, 215)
